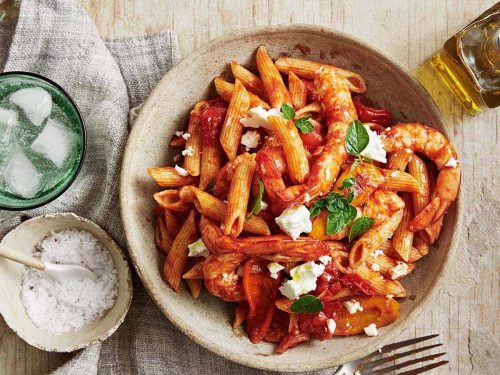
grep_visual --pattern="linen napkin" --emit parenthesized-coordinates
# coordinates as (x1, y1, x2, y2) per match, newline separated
(0, 1, 333, 374)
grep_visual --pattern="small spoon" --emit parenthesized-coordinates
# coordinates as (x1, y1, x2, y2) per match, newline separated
(0, 244, 98, 283)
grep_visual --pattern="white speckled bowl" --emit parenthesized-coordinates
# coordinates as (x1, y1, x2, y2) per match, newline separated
(120, 25, 462, 372)
(0, 213, 133, 352)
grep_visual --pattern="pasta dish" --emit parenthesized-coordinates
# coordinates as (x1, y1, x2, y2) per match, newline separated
(147, 46, 460, 353)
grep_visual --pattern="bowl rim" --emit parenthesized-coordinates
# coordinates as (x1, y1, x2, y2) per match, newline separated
(120, 24, 463, 372)
(0, 212, 133, 352)
(0, 71, 87, 211)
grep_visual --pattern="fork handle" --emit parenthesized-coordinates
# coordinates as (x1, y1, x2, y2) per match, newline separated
(0, 245, 46, 271)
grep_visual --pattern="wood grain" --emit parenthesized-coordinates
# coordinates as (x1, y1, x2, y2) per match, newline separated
(1, 0, 498, 374)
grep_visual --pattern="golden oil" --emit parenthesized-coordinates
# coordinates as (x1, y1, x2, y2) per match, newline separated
(431, 2, 500, 115)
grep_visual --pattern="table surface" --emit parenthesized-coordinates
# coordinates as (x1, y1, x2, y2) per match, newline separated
(1, 0, 498, 374)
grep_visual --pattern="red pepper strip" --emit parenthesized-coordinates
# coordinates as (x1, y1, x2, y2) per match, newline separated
(353, 97, 392, 127)
(243, 258, 281, 343)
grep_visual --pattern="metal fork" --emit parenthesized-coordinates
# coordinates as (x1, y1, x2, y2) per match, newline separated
(334, 334, 448, 375)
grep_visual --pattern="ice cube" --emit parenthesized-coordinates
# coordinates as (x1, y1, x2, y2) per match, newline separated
(3, 151, 42, 199)
(0, 107, 18, 147)
(9, 87, 52, 126)
(30, 118, 73, 168)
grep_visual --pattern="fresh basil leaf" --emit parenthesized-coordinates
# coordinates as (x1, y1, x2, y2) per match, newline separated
(281, 103, 295, 120)
(326, 205, 357, 235)
(294, 116, 314, 134)
(249, 179, 265, 216)
(290, 295, 323, 314)
(309, 200, 324, 217)
(325, 192, 349, 213)
(349, 216, 375, 242)
(345, 120, 369, 156)
(342, 177, 356, 189)
(347, 191, 354, 203)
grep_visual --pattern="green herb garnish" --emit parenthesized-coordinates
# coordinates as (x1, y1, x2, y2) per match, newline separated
(349, 216, 375, 242)
(248, 179, 265, 216)
(294, 115, 314, 134)
(345, 120, 369, 156)
(309, 192, 358, 235)
(291, 295, 324, 314)
(281, 103, 295, 120)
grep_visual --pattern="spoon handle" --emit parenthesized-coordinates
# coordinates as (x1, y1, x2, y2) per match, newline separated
(0, 245, 45, 271)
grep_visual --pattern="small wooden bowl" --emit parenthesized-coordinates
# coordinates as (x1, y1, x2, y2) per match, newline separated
(120, 25, 462, 372)
(0, 213, 133, 352)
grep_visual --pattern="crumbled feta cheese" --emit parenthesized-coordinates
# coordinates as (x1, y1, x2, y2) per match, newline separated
(390, 170, 399, 178)
(260, 201, 268, 210)
(344, 299, 364, 314)
(371, 249, 384, 258)
(182, 132, 191, 140)
(318, 255, 332, 265)
(346, 322, 351, 327)
(222, 272, 238, 282)
(240, 106, 282, 130)
(240, 130, 261, 149)
(188, 238, 209, 258)
(327, 319, 336, 334)
(174, 164, 189, 177)
(360, 125, 387, 163)
(182, 146, 194, 156)
(275, 205, 312, 240)
(175, 131, 184, 137)
(267, 262, 285, 279)
(304, 193, 311, 202)
(390, 261, 408, 280)
(364, 323, 379, 337)
(279, 261, 325, 299)
(371, 263, 380, 272)
(387, 294, 394, 299)
(445, 157, 459, 168)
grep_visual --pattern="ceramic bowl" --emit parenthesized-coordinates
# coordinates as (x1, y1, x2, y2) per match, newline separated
(120, 25, 462, 372)
(0, 213, 133, 352)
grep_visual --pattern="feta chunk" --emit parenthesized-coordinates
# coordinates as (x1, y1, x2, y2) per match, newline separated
(364, 323, 379, 337)
(267, 262, 285, 279)
(275, 205, 312, 240)
(318, 255, 332, 265)
(371, 263, 380, 272)
(240, 130, 261, 150)
(279, 261, 325, 299)
(174, 164, 189, 177)
(182, 146, 194, 156)
(344, 299, 364, 314)
(445, 157, 459, 168)
(182, 132, 191, 140)
(360, 125, 387, 163)
(390, 261, 408, 280)
(175, 131, 184, 137)
(188, 238, 209, 258)
(260, 201, 268, 210)
(327, 319, 336, 334)
(240, 106, 282, 130)
(371, 249, 384, 258)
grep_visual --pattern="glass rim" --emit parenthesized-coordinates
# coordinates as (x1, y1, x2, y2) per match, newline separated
(0, 71, 87, 211)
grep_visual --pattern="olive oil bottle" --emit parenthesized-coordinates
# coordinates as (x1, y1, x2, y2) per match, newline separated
(431, 2, 500, 115)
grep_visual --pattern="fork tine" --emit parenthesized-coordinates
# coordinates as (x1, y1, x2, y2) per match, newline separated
(396, 360, 449, 375)
(369, 353, 446, 374)
(380, 334, 439, 353)
(361, 344, 443, 370)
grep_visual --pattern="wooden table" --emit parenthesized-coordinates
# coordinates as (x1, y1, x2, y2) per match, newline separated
(1, 1, 498, 374)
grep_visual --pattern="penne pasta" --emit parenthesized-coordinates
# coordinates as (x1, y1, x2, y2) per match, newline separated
(366, 250, 416, 279)
(163, 210, 197, 292)
(189, 186, 271, 235)
(147, 167, 198, 188)
(220, 79, 250, 161)
(353, 263, 407, 298)
(255, 46, 292, 109)
(199, 106, 225, 190)
(407, 155, 431, 215)
(387, 149, 413, 171)
(379, 169, 424, 194)
(274, 56, 367, 93)
(214, 77, 270, 109)
(183, 101, 208, 176)
(230, 61, 267, 98)
(182, 261, 204, 279)
(412, 232, 430, 260)
(268, 116, 309, 184)
(349, 209, 404, 268)
(155, 210, 172, 254)
(391, 194, 414, 262)
(164, 209, 182, 237)
(185, 279, 202, 298)
(153, 189, 192, 212)
(288, 72, 307, 110)
(379, 240, 423, 264)
(225, 153, 257, 238)
(233, 303, 248, 329)
(294, 101, 322, 119)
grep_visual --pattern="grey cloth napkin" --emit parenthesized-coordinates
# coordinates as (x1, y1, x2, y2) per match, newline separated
(0, 1, 333, 374)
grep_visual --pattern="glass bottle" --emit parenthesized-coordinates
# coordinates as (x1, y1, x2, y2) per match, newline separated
(431, 2, 500, 115)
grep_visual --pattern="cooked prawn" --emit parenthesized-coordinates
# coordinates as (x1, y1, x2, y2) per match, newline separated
(203, 252, 247, 302)
(382, 123, 460, 230)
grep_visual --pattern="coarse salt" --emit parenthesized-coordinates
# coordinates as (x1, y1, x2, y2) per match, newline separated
(20, 229, 118, 335)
